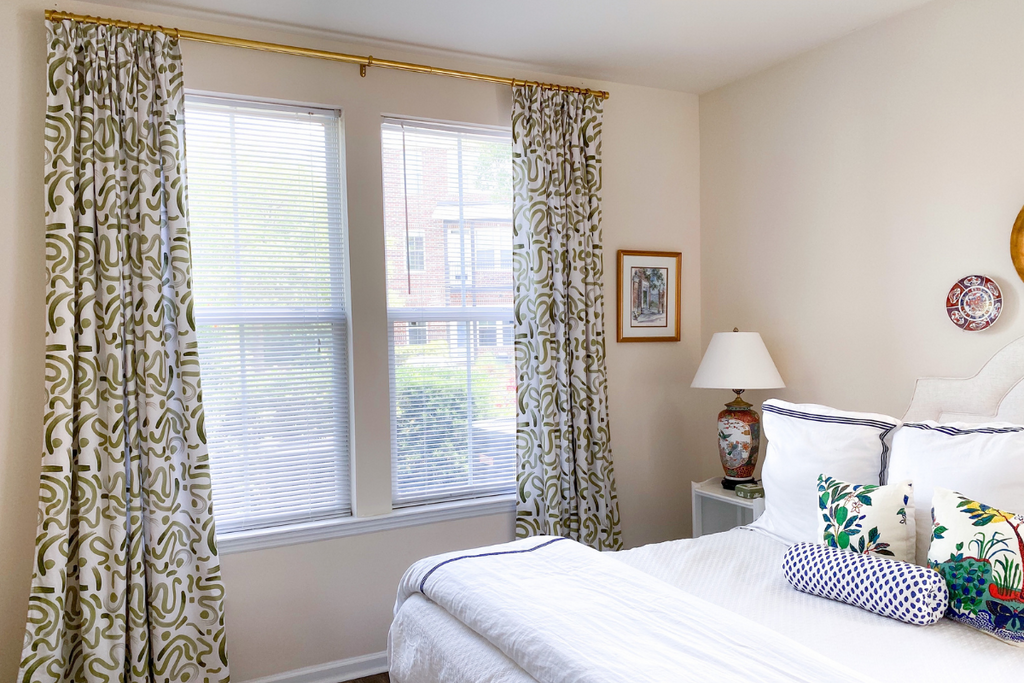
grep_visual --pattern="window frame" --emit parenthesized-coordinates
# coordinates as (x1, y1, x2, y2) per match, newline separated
(381, 116, 517, 509)
(185, 97, 517, 553)
(185, 91, 358, 547)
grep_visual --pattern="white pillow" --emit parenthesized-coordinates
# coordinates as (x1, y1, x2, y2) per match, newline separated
(888, 421, 1024, 566)
(750, 400, 901, 545)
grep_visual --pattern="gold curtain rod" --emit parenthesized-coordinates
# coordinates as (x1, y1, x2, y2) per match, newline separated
(45, 10, 610, 100)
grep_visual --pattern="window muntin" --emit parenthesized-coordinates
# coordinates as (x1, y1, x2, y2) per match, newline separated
(185, 95, 351, 534)
(381, 118, 515, 507)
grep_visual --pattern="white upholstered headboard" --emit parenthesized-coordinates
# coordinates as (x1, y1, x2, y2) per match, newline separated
(904, 336, 1024, 424)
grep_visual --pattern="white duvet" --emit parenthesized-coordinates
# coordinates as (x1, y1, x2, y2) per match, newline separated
(391, 535, 873, 683)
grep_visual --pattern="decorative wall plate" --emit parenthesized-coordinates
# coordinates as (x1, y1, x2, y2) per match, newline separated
(946, 275, 1001, 331)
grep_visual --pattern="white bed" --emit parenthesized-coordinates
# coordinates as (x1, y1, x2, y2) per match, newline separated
(389, 338, 1024, 682)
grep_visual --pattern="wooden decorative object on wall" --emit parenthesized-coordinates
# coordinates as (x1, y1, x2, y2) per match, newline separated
(1012, 203, 1024, 283)
(616, 250, 682, 342)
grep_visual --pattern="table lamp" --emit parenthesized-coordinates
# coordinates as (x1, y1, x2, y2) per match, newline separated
(691, 329, 785, 490)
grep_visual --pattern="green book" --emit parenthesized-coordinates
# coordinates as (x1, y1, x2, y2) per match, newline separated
(735, 483, 764, 499)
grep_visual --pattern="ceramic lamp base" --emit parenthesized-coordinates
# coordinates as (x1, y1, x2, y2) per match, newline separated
(717, 390, 762, 489)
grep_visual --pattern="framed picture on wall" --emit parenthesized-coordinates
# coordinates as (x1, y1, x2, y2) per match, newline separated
(616, 250, 682, 342)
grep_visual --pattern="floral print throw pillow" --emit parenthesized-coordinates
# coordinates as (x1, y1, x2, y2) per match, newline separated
(817, 475, 916, 563)
(929, 488, 1024, 646)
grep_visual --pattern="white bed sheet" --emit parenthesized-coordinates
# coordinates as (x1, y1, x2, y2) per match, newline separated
(613, 527, 1023, 682)
(389, 528, 1023, 682)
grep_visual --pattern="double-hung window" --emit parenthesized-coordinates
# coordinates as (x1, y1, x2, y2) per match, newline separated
(407, 231, 426, 271)
(184, 95, 351, 534)
(381, 118, 516, 507)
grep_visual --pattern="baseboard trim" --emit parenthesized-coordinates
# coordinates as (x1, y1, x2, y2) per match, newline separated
(240, 651, 388, 683)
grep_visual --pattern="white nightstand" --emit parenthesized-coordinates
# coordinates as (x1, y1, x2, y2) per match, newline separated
(691, 477, 766, 537)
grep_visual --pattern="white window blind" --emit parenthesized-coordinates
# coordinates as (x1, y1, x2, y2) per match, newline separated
(382, 118, 516, 507)
(185, 95, 351, 534)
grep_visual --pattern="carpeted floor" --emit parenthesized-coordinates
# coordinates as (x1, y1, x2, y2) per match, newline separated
(345, 675, 388, 683)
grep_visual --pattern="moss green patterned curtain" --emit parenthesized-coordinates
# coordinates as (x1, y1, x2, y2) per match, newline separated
(20, 19, 229, 683)
(512, 85, 622, 551)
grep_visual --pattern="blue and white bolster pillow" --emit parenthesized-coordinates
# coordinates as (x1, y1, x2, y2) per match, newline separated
(783, 543, 948, 625)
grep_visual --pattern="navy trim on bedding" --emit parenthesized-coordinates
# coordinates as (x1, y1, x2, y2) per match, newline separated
(418, 537, 569, 594)
(762, 403, 899, 484)
(877, 425, 897, 485)
(761, 404, 897, 430)
(903, 422, 1024, 436)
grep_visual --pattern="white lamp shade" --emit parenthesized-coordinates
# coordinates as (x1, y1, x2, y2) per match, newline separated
(691, 331, 785, 390)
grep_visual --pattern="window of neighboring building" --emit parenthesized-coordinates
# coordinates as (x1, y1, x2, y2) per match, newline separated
(407, 321, 428, 345)
(478, 322, 497, 347)
(381, 117, 515, 507)
(185, 95, 351, 534)
(407, 231, 426, 272)
(501, 320, 514, 347)
(446, 225, 474, 285)
(475, 226, 512, 270)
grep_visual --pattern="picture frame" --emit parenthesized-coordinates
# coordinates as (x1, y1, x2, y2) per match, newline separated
(616, 250, 682, 342)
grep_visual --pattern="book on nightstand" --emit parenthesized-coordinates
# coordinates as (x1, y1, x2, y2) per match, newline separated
(734, 483, 764, 499)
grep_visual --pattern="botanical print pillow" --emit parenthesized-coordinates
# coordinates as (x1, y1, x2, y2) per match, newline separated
(817, 475, 915, 563)
(929, 488, 1024, 645)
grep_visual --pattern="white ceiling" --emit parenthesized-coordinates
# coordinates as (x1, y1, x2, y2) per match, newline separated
(99, 0, 935, 93)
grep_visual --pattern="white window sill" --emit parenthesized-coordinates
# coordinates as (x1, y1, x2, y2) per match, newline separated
(217, 494, 516, 554)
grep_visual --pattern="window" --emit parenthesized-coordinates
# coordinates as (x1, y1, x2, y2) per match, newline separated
(478, 322, 497, 347)
(407, 231, 426, 272)
(446, 226, 472, 285)
(475, 226, 512, 270)
(381, 118, 515, 507)
(407, 321, 427, 345)
(185, 95, 351, 534)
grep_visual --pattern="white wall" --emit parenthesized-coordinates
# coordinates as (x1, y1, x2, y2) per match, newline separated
(700, 0, 1024, 474)
(0, 1, 702, 680)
